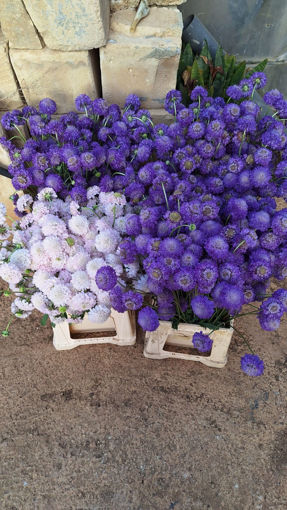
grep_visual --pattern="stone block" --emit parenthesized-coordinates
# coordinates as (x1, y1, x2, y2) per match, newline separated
(179, 0, 287, 61)
(9, 48, 101, 114)
(0, 34, 23, 111)
(100, 7, 183, 109)
(0, 176, 18, 224)
(23, 0, 109, 51)
(111, 0, 186, 10)
(0, 0, 42, 49)
(149, 109, 174, 125)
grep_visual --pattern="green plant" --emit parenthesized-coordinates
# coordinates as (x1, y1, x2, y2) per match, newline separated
(177, 40, 268, 105)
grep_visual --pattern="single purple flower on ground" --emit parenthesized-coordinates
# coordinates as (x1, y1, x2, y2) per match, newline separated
(241, 354, 264, 376)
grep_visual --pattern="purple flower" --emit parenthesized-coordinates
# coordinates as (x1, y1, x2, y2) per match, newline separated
(118, 240, 137, 263)
(249, 211, 270, 232)
(260, 297, 284, 318)
(251, 72, 267, 89)
(138, 306, 159, 331)
(192, 331, 213, 352)
(271, 210, 287, 237)
(45, 173, 64, 192)
(124, 94, 141, 112)
(190, 86, 208, 102)
(213, 282, 244, 314)
(195, 259, 218, 293)
(250, 166, 271, 188)
(191, 296, 215, 319)
(75, 94, 92, 112)
(69, 185, 87, 204)
(226, 85, 243, 100)
(205, 235, 229, 261)
(241, 354, 264, 376)
(109, 285, 126, 313)
(12, 168, 33, 190)
(38, 98, 57, 115)
(188, 121, 205, 139)
(174, 269, 195, 291)
(160, 238, 184, 258)
(164, 90, 183, 115)
(123, 291, 143, 310)
(263, 89, 283, 108)
(96, 266, 117, 291)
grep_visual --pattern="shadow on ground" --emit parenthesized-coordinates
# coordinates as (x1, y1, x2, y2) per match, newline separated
(0, 290, 287, 510)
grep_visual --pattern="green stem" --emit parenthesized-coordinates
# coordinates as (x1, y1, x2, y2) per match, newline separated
(161, 183, 170, 211)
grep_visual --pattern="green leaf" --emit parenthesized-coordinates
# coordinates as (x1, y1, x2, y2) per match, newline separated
(182, 42, 194, 68)
(41, 314, 49, 326)
(201, 39, 212, 63)
(215, 46, 224, 70)
(66, 237, 75, 247)
(191, 58, 206, 87)
(179, 83, 190, 107)
(231, 61, 246, 85)
(245, 58, 268, 78)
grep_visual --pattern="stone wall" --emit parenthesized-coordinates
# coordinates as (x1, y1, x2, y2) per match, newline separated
(0, 0, 184, 118)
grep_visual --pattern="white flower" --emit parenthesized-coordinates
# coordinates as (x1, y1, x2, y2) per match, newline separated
(16, 194, 33, 212)
(125, 262, 139, 278)
(48, 284, 72, 306)
(71, 270, 90, 291)
(31, 292, 50, 314)
(20, 213, 34, 230)
(87, 304, 111, 323)
(0, 203, 6, 216)
(114, 216, 126, 233)
(96, 289, 111, 307)
(134, 274, 149, 293)
(14, 297, 34, 312)
(42, 236, 63, 256)
(37, 187, 57, 201)
(68, 215, 89, 236)
(87, 186, 100, 200)
(69, 201, 80, 216)
(66, 251, 89, 272)
(32, 201, 50, 220)
(30, 241, 46, 263)
(50, 252, 68, 271)
(11, 302, 31, 319)
(0, 262, 22, 284)
(41, 215, 67, 237)
(86, 257, 105, 278)
(69, 291, 97, 312)
(10, 249, 31, 271)
(105, 253, 123, 276)
(94, 229, 120, 254)
(32, 270, 51, 291)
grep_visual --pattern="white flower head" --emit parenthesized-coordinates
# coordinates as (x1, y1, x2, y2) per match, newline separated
(0, 262, 22, 284)
(16, 194, 33, 212)
(71, 270, 90, 291)
(9, 248, 31, 271)
(94, 229, 120, 254)
(87, 186, 100, 200)
(68, 215, 89, 236)
(86, 257, 105, 279)
(48, 284, 72, 307)
(37, 187, 57, 201)
(87, 304, 111, 323)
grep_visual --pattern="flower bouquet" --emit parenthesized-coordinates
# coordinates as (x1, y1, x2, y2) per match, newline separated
(1, 72, 287, 376)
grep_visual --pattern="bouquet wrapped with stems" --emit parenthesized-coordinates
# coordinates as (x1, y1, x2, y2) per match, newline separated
(1, 71, 287, 376)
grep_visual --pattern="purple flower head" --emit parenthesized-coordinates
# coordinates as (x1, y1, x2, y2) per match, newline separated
(146, 260, 170, 282)
(181, 200, 202, 224)
(239, 78, 253, 97)
(92, 98, 109, 116)
(237, 114, 257, 133)
(124, 94, 141, 112)
(125, 214, 141, 236)
(158, 302, 176, 320)
(263, 89, 283, 108)
(22, 105, 38, 119)
(249, 211, 270, 232)
(118, 240, 137, 263)
(176, 108, 194, 126)
(196, 259, 218, 293)
(191, 296, 215, 320)
(223, 103, 241, 123)
(80, 152, 96, 171)
(69, 185, 87, 205)
(160, 238, 184, 258)
(226, 85, 243, 101)
(192, 331, 213, 352)
(180, 156, 196, 174)
(45, 173, 64, 192)
(96, 266, 117, 291)
(160, 255, 180, 273)
(206, 119, 225, 139)
(260, 231, 280, 251)
(205, 235, 229, 261)
(188, 121, 206, 140)
(249, 259, 272, 282)
(63, 125, 80, 142)
(250, 166, 271, 188)
(272, 289, 287, 312)
(174, 269, 195, 291)
(138, 306, 159, 331)
(243, 287, 255, 304)
(12, 168, 33, 190)
(164, 90, 183, 115)
(214, 282, 244, 314)
(29, 114, 46, 136)
(74, 94, 92, 112)
(258, 313, 280, 331)
(190, 86, 208, 102)
(219, 262, 240, 283)
(109, 285, 126, 313)
(38, 98, 57, 115)
(241, 354, 264, 376)
(181, 251, 199, 268)
(240, 100, 260, 117)
(1, 110, 23, 129)
(251, 72, 267, 89)
(271, 210, 287, 237)
(123, 291, 143, 311)
(125, 182, 145, 203)
(260, 297, 284, 319)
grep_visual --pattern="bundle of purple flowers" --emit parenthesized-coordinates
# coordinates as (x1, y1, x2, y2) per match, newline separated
(1, 71, 287, 376)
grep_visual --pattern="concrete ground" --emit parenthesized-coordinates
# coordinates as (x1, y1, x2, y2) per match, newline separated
(0, 289, 287, 510)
